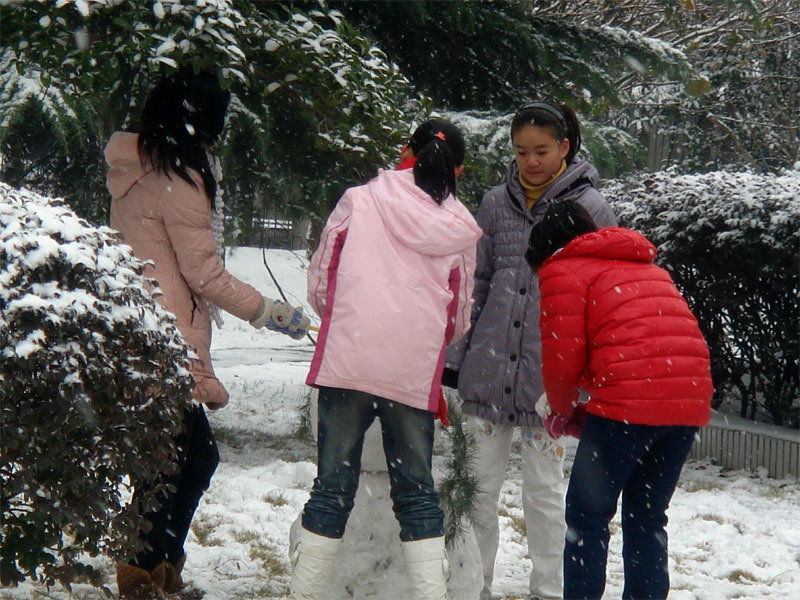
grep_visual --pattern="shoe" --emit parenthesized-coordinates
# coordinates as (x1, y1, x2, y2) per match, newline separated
(116, 562, 166, 599)
(163, 556, 185, 594)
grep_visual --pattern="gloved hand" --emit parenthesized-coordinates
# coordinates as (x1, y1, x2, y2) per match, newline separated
(542, 412, 571, 440)
(250, 297, 311, 340)
(441, 367, 459, 389)
(543, 405, 587, 440)
(534, 392, 551, 419)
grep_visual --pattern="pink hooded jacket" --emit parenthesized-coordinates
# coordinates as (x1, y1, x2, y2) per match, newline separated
(306, 168, 482, 411)
(105, 132, 263, 408)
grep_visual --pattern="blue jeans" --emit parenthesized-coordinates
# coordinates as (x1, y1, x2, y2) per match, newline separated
(302, 386, 444, 542)
(564, 414, 697, 600)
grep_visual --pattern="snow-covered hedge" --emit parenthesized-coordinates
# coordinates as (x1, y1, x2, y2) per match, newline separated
(0, 183, 194, 589)
(603, 168, 800, 426)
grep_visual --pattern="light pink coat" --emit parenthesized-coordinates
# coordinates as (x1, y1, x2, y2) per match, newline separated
(306, 168, 482, 411)
(105, 132, 263, 408)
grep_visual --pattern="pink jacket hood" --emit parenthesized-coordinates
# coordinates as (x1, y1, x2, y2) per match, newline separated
(369, 168, 481, 256)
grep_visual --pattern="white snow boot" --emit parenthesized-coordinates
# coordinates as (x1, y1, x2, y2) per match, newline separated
(289, 525, 342, 600)
(401, 536, 450, 600)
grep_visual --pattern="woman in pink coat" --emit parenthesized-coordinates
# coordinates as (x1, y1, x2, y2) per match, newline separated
(106, 68, 308, 599)
(292, 120, 482, 600)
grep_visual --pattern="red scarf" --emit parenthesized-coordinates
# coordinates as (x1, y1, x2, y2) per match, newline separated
(396, 157, 417, 171)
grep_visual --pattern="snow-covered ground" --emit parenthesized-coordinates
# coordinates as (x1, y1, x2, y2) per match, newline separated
(3, 247, 799, 600)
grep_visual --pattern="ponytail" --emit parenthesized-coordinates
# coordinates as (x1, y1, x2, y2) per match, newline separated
(413, 139, 456, 204)
(408, 119, 465, 204)
(511, 101, 582, 164)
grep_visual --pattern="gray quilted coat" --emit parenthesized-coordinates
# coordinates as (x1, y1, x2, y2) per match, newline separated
(445, 157, 617, 426)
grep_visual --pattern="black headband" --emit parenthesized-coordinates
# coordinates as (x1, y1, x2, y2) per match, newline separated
(516, 102, 566, 128)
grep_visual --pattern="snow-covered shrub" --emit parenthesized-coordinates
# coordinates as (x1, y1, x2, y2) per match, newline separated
(603, 168, 800, 426)
(0, 183, 194, 589)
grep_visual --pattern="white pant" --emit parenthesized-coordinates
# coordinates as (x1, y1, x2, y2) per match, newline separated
(465, 415, 566, 600)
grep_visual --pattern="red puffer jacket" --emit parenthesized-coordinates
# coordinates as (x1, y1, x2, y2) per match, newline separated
(538, 227, 712, 426)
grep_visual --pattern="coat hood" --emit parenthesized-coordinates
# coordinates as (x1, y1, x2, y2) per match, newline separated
(104, 132, 148, 200)
(553, 227, 658, 263)
(367, 168, 482, 256)
(505, 156, 600, 210)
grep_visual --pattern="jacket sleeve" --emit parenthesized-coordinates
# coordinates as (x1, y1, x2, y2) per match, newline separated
(162, 178, 262, 322)
(538, 263, 588, 415)
(577, 188, 617, 228)
(449, 241, 478, 344)
(444, 195, 494, 368)
(307, 190, 353, 317)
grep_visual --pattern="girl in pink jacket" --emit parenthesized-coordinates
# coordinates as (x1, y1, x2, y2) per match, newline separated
(293, 120, 482, 600)
(106, 68, 308, 599)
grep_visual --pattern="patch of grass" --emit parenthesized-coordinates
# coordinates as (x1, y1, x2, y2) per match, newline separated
(726, 569, 757, 583)
(759, 484, 797, 499)
(497, 507, 526, 542)
(190, 515, 224, 547)
(232, 529, 261, 545)
(698, 513, 726, 526)
(229, 582, 289, 599)
(263, 492, 289, 506)
(293, 389, 315, 443)
(697, 513, 744, 534)
(680, 478, 724, 493)
(248, 541, 289, 579)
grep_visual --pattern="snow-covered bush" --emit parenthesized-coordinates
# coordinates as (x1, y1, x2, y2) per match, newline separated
(603, 168, 800, 426)
(0, 183, 194, 589)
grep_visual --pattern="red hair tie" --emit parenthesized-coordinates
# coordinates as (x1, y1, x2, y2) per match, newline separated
(434, 131, 446, 141)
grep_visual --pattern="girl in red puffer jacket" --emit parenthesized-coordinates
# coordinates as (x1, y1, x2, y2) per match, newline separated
(526, 200, 712, 600)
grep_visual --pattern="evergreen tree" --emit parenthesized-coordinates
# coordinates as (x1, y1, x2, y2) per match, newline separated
(0, 1, 424, 239)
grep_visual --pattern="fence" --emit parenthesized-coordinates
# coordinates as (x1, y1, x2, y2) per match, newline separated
(690, 415, 799, 479)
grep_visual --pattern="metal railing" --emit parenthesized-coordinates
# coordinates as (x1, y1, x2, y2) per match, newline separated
(690, 416, 799, 479)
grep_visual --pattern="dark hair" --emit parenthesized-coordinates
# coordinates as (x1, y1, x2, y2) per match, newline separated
(409, 118, 465, 204)
(137, 67, 230, 206)
(525, 200, 597, 271)
(511, 101, 582, 164)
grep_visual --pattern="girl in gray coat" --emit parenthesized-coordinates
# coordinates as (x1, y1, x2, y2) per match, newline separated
(443, 102, 616, 600)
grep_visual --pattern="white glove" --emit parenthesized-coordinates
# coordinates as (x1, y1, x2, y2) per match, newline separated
(249, 297, 276, 329)
(250, 297, 310, 340)
(535, 392, 551, 419)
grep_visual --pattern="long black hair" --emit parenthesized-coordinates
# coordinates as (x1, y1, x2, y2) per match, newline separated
(137, 67, 230, 206)
(409, 118, 465, 204)
(511, 101, 582, 164)
(525, 200, 597, 271)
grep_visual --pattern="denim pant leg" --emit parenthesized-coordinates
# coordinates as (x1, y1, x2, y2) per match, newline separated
(302, 387, 377, 538)
(564, 415, 661, 600)
(377, 398, 443, 541)
(621, 426, 696, 600)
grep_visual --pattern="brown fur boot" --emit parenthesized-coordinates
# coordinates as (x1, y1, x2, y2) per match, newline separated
(116, 562, 165, 599)
(163, 556, 185, 594)
(149, 562, 169, 593)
